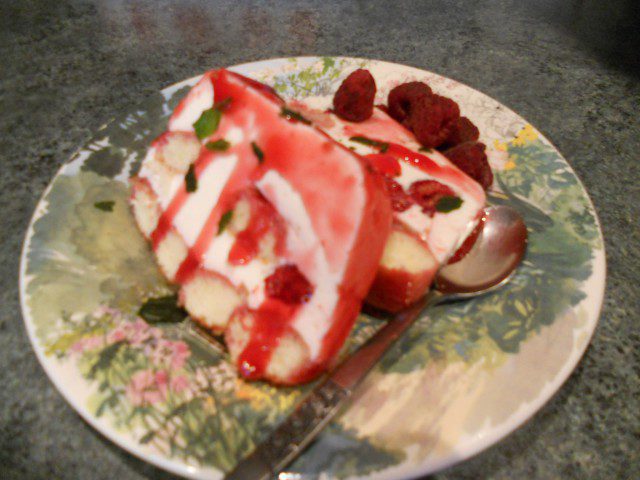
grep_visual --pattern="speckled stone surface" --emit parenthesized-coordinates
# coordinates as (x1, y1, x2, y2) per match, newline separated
(1, 1, 638, 479)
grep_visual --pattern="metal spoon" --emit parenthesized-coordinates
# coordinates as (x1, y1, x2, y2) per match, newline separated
(226, 205, 528, 480)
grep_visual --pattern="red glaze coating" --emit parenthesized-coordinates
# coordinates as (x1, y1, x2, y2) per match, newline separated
(365, 153, 401, 177)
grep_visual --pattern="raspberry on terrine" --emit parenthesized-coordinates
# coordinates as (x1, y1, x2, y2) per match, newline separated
(130, 70, 392, 384)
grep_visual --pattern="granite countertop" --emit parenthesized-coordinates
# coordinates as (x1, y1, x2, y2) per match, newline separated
(1, 1, 638, 478)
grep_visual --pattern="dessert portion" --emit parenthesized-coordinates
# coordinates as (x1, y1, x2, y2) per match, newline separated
(292, 70, 491, 311)
(131, 66, 494, 384)
(131, 69, 392, 384)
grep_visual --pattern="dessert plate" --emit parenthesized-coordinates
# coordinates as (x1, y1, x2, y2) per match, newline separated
(19, 57, 605, 480)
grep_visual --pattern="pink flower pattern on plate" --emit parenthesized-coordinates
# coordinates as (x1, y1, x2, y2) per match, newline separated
(107, 318, 162, 346)
(70, 335, 105, 353)
(147, 339, 190, 370)
(126, 369, 168, 406)
(126, 370, 191, 406)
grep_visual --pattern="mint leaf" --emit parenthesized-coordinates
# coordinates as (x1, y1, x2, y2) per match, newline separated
(435, 196, 463, 213)
(251, 142, 264, 163)
(205, 139, 230, 151)
(138, 294, 187, 324)
(185, 164, 197, 192)
(94, 201, 115, 212)
(280, 107, 311, 125)
(214, 97, 232, 111)
(193, 108, 221, 140)
(218, 210, 233, 235)
(349, 136, 389, 153)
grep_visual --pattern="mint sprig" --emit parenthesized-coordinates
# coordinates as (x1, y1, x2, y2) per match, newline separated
(185, 164, 197, 193)
(193, 109, 221, 141)
(218, 210, 233, 235)
(138, 294, 188, 324)
(94, 201, 115, 212)
(280, 107, 311, 125)
(435, 196, 463, 213)
(205, 139, 230, 151)
(193, 98, 232, 141)
(349, 136, 389, 153)
(251, 142, 264, 163)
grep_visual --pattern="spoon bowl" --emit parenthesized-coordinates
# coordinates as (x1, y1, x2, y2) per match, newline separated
(435, 205, 528, 298)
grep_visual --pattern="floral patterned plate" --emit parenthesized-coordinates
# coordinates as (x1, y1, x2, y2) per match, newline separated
(19, 57, 605, 479)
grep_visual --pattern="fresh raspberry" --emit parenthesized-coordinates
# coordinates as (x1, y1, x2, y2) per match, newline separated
(441, 116, 480, 149)
(436, 95, 461, 122)
(443, 142, 493, 190)
(387, 81, 433, 123)
(333, 69, 376, 122)
(408, 179, 456, 215)
(406, 97, 448, 147)
(408, 94, 460, 148)
(383, 176, 413, 212)
(265, 264, 314, 304)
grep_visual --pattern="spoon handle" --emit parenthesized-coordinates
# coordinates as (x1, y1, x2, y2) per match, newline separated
(331, 296, 433, 389)
(225, 293, 440, 480)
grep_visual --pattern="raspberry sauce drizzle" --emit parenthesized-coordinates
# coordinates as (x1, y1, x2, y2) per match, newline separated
(228, 192, 286, 266)
(237, 300, 297, 380)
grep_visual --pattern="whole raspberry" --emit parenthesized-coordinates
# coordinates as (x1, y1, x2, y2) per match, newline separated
(383, 176, 413, 212)
(408, 180, 457, 215)
(387, 81, 432, 123)
(333, 69, 376, 122)
(408, 94, 460, 148)
(441, 116, 480, 149)
(443, 141, 493, 190)
(265, 264, 314, 304)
